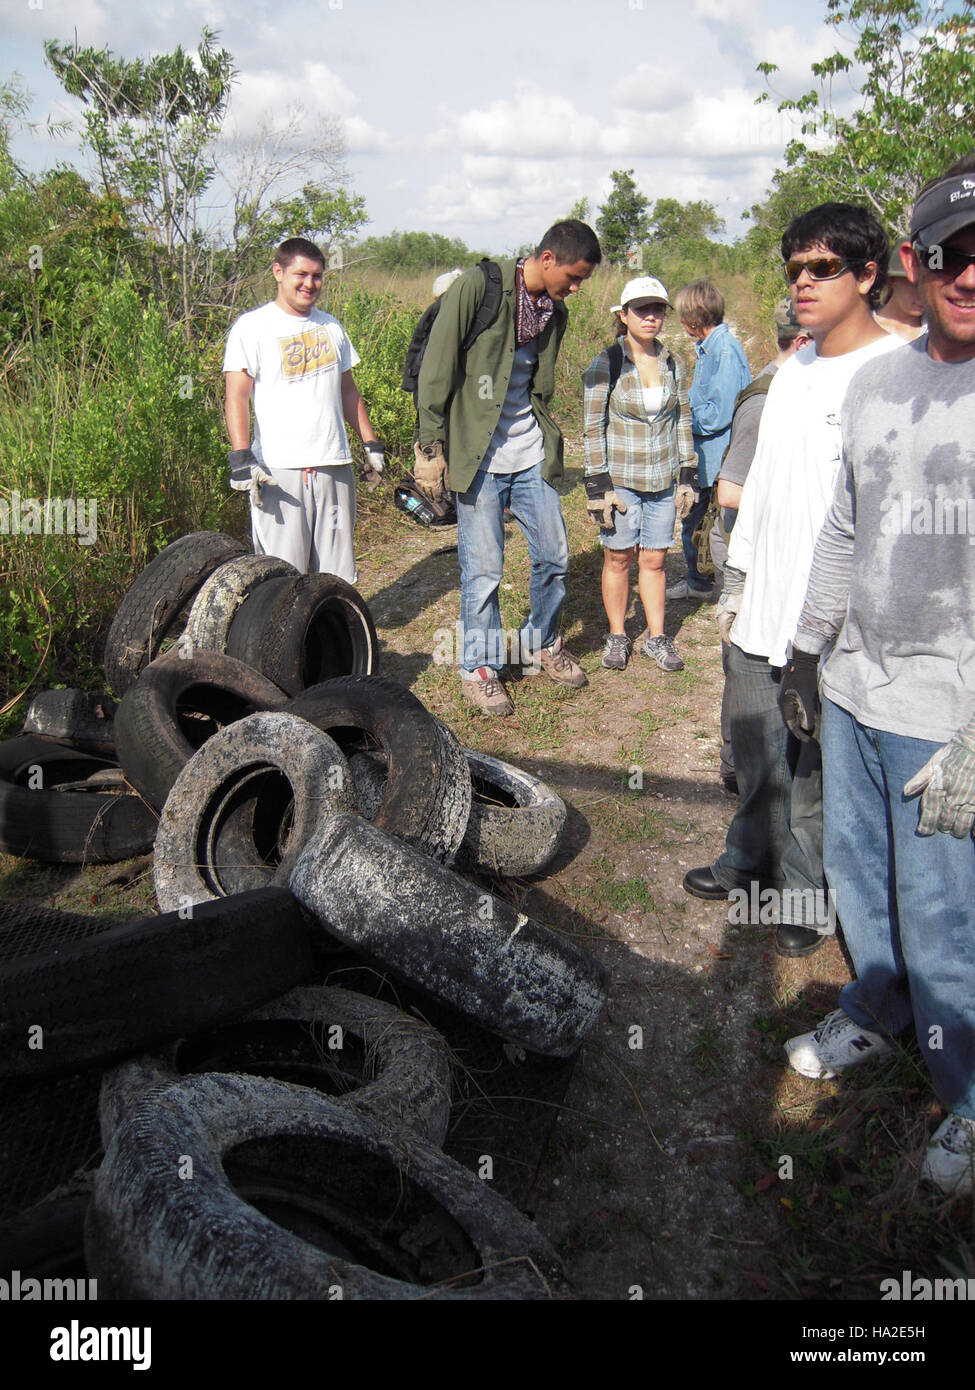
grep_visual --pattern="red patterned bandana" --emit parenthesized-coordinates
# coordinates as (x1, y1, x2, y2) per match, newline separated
(515, 258, 554, 348)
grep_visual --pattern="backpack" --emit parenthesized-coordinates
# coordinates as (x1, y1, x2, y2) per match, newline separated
(401, 258, 504, 401)
(693, 372, 775, 578)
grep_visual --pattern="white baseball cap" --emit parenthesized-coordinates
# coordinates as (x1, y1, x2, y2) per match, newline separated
(612, 275, 671, 313)
(432, 268, 463, 298)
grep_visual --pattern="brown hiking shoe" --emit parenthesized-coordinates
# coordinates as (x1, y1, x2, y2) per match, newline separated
(461, 666, 514, 716)
(526, 636, 588, 688)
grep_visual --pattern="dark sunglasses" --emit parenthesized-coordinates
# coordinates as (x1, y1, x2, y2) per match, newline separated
(782, 256, 867, 284)
(913, 241, 975, 278)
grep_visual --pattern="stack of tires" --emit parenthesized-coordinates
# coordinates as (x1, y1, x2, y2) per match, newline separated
(0, 532, 607, 1299)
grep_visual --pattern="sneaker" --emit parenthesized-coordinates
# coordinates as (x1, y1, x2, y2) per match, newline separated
(920, 1113, 975, 1196)
(665, 578, 713, 601)
(602, 633, 632, 670)
(784, 1008, 894, 1080)
(527, 636, 588, 688)
(643, 634, 684, 671)
(461, 666, 513, 716)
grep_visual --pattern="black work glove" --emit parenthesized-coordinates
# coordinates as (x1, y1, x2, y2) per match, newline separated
(584, 471, 628, 528)
(778, 648, 821, 742)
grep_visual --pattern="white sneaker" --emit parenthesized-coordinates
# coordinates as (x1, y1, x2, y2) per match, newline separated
(784, 1008, 893, 1080)
(920, 1113, 975, 1196)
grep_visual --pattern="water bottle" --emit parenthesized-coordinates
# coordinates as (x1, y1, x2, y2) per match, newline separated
(394, 486, 436, 526)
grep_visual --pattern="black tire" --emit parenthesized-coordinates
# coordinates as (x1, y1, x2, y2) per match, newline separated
(103, 531, 247, 696)
(284, 676, 471, 865)
(101, 986, 452, 1148)
(290, 812, 607, 1058)
(226, 573, 379, 695)
(457, 748, 567, 878)
(153, 711, 353, 913)
(0, 736, 156, 864)
(86, 1074, 567, 1299)
(0, 1191, 93, 1279)
(183, 555, 299, 655)
(21, 689, 117, 757)
(0, 888, 318, 1081)
(114, 652, 289, 811)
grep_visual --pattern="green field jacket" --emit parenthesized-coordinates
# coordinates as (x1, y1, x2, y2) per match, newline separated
(415, 257, 568, 496)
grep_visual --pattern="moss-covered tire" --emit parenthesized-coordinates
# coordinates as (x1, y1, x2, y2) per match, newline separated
(86, 1074, 567, 1300)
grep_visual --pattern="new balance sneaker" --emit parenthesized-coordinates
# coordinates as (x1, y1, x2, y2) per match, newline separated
(665, 578, 713, 601)
(920, 1113, 975, 1196)
(527, 636, 588, 688)
(643, 634, 684, 672)
(784, 1008, 894, 1080)
(461, 666, 513, 716)
(602, 633, 632, 670)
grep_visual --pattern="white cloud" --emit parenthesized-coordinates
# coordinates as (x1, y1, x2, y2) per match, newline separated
(611, 62, 693, 114)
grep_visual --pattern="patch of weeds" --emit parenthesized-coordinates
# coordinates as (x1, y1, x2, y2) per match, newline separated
(688, 1019, 724, 1074)
(602, 878, 656, 913)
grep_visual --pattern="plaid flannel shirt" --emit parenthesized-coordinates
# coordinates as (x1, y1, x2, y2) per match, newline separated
(582, 336, 697, 493)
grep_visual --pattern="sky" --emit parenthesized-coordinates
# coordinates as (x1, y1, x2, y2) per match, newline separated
(1, 0, 854, 255)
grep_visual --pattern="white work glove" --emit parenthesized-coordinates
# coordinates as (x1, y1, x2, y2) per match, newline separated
(904, 718, 975, 837)
(228, 448, 274, 510)
(715, 564, 745, 643)
(360, 442, 385, 493)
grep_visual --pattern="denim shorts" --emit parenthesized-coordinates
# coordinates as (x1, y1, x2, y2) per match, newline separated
(599, 482, 676, 552)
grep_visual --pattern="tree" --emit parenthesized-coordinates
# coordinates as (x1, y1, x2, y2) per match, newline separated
(597, 169, 651, 266)
(757, 0, 975, 236)
(355, 230, 483, 275)
(565, 196, 591, 223)
(649, 198, 724, 247)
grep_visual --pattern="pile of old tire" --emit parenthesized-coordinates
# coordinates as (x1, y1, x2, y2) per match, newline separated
(150, 695, 604, 1060)
(84, 986, 569, 1299)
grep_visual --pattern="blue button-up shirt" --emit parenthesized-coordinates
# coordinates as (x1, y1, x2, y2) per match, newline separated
(688, 322, 751, 486)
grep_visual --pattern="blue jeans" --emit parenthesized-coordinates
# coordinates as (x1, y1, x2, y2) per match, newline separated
(680, 485, 712, 588)
(713, 644, 824, 922)
(455, 464, 569, 673)
(822, 698, 975, 1117)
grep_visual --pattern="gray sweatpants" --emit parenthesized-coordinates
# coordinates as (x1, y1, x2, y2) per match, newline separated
(251, 464, 357, 583)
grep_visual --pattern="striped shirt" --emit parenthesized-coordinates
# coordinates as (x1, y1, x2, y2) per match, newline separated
(583, 337, 697, 493)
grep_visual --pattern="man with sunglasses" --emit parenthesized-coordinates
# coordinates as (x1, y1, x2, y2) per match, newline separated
(682, 203, 900, 960)
(781, 156, 975, 1194)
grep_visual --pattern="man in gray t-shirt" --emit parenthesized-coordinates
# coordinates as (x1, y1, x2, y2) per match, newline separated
(779, 156, 975, 1196)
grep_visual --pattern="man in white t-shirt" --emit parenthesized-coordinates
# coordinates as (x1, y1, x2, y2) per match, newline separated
(223, 236, 383, 582)
(681, 203, 902, 958)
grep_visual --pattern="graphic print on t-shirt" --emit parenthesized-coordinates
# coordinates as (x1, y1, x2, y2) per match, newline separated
(279, 326, 338, 381)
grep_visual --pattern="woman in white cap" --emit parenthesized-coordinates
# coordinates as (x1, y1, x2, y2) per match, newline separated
(582, 275, 698, 671)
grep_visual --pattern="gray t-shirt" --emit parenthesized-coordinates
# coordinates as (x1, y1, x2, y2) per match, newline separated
(482, 341, 545, 475)
(795, 335, 975, 742)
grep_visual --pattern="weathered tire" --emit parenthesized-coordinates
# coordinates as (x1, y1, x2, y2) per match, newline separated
(284, 677, 471, 865)
(153, 712, 353, 913)
(100, 986, 452, 1148)
(226, 572, 379, 694)
(0, 888, 317, 1081)
(183, 554, 300, 655)
(86, 1074, 567, 1299)
(350, 745, 567, 878)
(103, 531, 247, 696)
(114, 652, 289, 811)
(22, 689, 117, 757)
(458, 749, 567, 878)
(0, 736, 156, 864)
(290, 812, 607, 1057)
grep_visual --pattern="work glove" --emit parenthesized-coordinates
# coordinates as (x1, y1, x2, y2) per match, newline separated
(904, 718, 975, 837)
(777, 648, 821, 742)
(674, 466, 700, 522)
(413, 441, 449, 502)
(360, 441, 385, 493)
(228, 448, 275, 510)
(584, 471, 628, 528)
(715, 590, 740, 645)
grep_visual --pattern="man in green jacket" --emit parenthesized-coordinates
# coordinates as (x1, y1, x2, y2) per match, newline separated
(415, 220, 601, 715)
